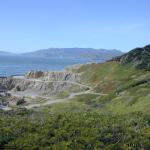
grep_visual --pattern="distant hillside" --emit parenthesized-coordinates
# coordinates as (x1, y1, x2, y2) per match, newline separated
(113, 45, 150, 70)
(0, 51, 15, 56)
(23, 48, 123, 61)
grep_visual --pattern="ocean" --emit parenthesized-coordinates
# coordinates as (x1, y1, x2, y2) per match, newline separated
(0, 55, 101, 76)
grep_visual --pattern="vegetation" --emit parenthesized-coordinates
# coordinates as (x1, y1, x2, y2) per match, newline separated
(74, 61, 150, 115)
(0, 109, 150, 150)
(56, 91, 69, 98)
(113, 45, 150, 70)
(1, 45, 150, 149)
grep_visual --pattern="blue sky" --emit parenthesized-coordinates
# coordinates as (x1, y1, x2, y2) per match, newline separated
(0, 0, 150, 53)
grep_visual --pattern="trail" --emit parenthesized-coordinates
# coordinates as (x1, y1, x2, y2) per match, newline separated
(2, 77, 108, 110)
(16, 78, 91, 90)
(23, 79, 107, 109)
(24, 90, 106, 109)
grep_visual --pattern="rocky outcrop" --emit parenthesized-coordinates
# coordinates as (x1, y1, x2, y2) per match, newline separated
(25, 71, 80, 81)
(26, 71, 44, 78)
(0, 71, 86, 99)
(112, 45, 150, 70)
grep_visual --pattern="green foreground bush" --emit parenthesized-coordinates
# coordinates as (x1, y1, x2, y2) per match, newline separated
(0, 109, 150, 150)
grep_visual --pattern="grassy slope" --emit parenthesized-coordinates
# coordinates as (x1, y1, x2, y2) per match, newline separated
(72, 61, 150, 114)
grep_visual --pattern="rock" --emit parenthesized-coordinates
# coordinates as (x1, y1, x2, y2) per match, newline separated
(0, 70, 85, 102)
(25, 70, 80, 81)
(26, 71, 44, 78)
(0, 93, 5, 97)
(6, 93, 11, 97)
(16, 98, 25, 105)
(16, 86, 21, 91)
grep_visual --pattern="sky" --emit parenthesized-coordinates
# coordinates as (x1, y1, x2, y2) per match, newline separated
(0, 0, 150, 53)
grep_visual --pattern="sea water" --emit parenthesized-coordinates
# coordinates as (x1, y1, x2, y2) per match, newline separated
(0, 55, 101, 76)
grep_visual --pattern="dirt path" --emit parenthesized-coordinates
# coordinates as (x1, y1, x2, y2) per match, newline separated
(17, 78, 91, 90)
(24, 86, 107, 109)
(4, 77, 107, 110)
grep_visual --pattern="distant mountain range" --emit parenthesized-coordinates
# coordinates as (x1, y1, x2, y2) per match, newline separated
(0, 51, 16, 56)
(0, 48, 123, 61)
(23, 48, 123, 61)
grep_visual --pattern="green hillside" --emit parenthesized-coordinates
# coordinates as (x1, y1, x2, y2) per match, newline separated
(74, 61, 150, 114)
(0, 45, 150, 149)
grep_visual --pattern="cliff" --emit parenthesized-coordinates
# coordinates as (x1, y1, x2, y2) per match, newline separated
(25, 70, 80, 81)
(0, 70, 87, 106)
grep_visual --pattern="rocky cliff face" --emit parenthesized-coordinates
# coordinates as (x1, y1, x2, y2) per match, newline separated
(0, 71, 85, 98)
(0, 77, 13, 91)
(25, 71, 80, 81)
(0, 78, 84, 96)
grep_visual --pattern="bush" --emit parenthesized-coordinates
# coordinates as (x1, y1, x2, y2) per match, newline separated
(0, 110, 150, 150)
